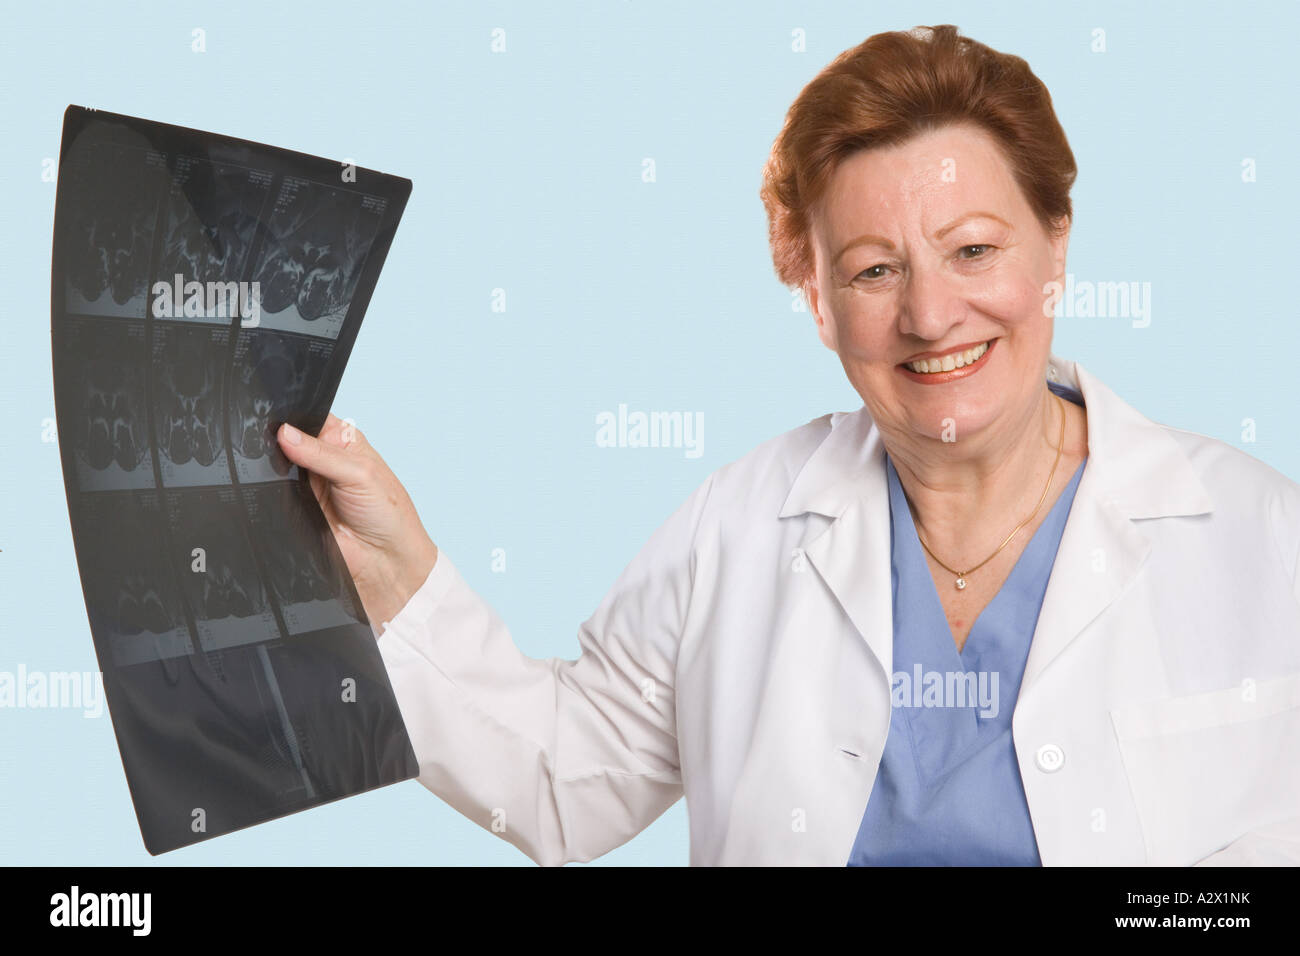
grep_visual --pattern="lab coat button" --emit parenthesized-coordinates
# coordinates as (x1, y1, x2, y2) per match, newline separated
(1035, 743, 1065, 773)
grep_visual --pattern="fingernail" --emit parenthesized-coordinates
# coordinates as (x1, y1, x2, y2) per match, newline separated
(281, 423, 303, 445)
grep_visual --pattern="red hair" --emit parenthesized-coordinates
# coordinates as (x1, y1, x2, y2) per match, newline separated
(759, 24, 1077, 290)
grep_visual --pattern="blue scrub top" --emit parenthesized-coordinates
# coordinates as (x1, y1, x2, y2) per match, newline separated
(848, 382, 1086, 866)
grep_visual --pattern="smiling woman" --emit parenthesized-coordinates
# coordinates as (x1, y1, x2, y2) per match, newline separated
(278, 24, 1300, 866)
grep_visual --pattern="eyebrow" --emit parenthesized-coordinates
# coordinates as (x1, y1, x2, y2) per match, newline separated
(935, 210, 1011, 240)
(832, 211, 1013, 268)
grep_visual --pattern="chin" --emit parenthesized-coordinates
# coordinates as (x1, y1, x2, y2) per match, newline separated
(901, 392, 1001, 443)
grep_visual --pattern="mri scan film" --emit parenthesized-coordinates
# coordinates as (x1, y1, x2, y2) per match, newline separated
(51, 106, 418, 854)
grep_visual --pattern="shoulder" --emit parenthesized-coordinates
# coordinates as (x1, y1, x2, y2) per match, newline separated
(1161, 423, 1300, 501)
(1159, 423, 1300, 577)
(625, 413, 839, 575)
(694, 412, 839, 518)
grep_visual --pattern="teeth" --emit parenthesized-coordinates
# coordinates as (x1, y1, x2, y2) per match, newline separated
(905, 341, 989, 374)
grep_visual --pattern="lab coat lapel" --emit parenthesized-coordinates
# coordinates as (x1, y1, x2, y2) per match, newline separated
(1020, 355, 1214, 693)
(779, 410, 894, 684)
(772, 411, 894, 864)
(1018, 471, 1148, 693)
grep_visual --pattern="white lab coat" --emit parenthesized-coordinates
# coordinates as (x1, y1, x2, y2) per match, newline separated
(375, 353, 1300, 865)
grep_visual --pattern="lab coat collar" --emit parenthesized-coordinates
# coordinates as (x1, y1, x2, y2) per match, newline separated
(777, 352, 1214, 522)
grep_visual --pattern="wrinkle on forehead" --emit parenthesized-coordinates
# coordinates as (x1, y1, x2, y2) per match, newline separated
(815, 124, 1025, 254)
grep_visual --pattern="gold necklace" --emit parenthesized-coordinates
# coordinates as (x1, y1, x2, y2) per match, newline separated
(914, 392, 1066, 591)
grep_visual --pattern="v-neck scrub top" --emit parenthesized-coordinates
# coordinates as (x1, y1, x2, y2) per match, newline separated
(848, 382, 1087, 866)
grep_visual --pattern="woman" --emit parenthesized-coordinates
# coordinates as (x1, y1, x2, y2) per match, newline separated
(276, 25, 1300, 865)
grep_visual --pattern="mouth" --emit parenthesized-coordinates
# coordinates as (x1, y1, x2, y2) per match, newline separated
(898, 338, 996, 383)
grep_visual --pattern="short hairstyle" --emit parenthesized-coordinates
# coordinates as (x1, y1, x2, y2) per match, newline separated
(759, 24, 1077, 290)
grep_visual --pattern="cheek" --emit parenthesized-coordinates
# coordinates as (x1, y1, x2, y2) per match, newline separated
(822, 293, 894, 357)
(968, 266, 1054, 329)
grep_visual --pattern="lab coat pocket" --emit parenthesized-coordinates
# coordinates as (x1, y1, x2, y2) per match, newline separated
(1110, 672, 1300, 865)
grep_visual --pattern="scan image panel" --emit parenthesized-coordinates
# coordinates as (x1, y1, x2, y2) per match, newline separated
(52, 315, 155, 492)
(250, 177, 388, 339)
(60, 141, 169, 318)
(71, 489, 193, 668)
(154, 156, 275, 328)
(163, 486, 281, 653)
(229, 328, 334, 484)
(150, 322, 231, 487)
(242, 480, 363, 636)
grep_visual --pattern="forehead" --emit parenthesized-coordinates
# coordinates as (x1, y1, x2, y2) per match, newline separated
(813, 123, 1026, 240)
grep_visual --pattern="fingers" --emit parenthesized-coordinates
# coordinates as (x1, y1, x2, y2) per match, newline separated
(307, 468, 331, 517)
(318, 413, 370, 451)
(277, 422, 370, 485)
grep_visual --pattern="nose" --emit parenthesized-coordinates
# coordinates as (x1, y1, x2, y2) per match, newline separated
(897, 262, 965, 343)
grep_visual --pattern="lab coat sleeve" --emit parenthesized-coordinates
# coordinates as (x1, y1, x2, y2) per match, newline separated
(374, 473, 716, 865)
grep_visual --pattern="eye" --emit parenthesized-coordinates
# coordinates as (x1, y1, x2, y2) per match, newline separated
(958, 244, 993, 259)
(855, 264, 891, 281)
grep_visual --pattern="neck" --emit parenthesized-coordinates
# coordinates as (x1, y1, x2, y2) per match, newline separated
(884, 386, 1076, 569)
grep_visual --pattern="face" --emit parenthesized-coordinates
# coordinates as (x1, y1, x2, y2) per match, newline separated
(804, 123, 1069, 448)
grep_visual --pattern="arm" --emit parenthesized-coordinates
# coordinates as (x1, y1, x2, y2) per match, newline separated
(377, 486, 707, 864)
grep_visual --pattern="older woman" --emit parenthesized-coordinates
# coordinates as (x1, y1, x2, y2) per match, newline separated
(276, 25, 1300, 865)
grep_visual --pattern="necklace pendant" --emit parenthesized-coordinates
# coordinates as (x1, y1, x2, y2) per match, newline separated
(955, 576, 967, 590)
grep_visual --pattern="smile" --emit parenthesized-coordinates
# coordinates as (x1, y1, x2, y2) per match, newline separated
(897, 338, 997, 384)
(904, 341, 989, 373)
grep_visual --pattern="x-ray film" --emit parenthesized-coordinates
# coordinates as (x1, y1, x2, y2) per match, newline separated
(50, 106, 419, 854)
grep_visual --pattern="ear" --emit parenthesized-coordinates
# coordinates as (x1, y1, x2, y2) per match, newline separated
(804, 279, 838, 351)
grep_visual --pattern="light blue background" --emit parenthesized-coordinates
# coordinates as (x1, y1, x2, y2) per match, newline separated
(2, 0, 1297, 865)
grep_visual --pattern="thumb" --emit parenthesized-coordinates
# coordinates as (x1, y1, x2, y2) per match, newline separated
(277, 422, 369, 485)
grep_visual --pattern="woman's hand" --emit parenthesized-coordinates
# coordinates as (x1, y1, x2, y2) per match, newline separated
(276, 413, 438, 630)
